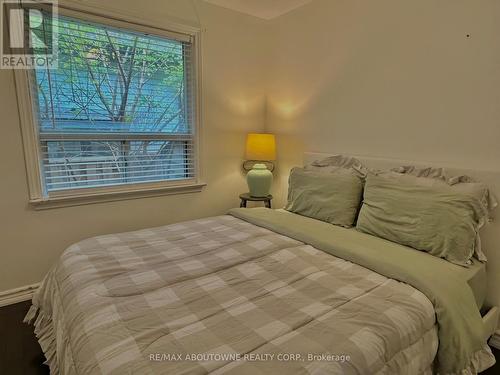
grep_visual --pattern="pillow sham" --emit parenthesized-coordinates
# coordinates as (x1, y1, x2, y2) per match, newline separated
(389, 166, 498, 261)
(285, 167, 363, 227)
(304, 154, 367, 177)
(356, 172, 494, 266)
(392, 165, 497, 209)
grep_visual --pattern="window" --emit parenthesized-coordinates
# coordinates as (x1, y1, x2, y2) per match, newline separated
(16, 7, 203, 207)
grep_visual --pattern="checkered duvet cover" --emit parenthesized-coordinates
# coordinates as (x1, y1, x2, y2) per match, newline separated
(26, 214, 438, 374)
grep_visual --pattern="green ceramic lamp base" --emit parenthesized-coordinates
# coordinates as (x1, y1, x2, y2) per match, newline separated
(246, 163, 273, 197)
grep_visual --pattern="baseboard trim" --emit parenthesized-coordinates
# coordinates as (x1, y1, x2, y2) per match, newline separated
(0, 283, 40, 308)
(490, 330, 500, 350)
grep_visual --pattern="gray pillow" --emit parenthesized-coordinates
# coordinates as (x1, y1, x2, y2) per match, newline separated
(388, 166, 497, 261)
(305, 154, 367, 178)
(285, 167, 363, 227)
(356, 172, 492, 266)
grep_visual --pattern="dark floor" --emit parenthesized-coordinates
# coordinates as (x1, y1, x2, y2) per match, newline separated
(0, 301, 499, 374)
(481, 347, 500, 375)
(0, 301, 49, 375)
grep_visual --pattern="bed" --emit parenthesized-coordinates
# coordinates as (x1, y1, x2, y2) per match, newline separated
(26, 207, 495, 374)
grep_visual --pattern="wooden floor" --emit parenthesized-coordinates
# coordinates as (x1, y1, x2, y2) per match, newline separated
(0, 300, 499, 374)
(0, 301, 49, 375)
(479, 346, 500, 375)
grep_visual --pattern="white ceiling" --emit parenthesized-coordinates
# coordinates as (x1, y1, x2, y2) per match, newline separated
(201, 0, 313, 20)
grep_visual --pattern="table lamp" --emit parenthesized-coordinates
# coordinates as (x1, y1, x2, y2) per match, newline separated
(244, 133, 276, 197)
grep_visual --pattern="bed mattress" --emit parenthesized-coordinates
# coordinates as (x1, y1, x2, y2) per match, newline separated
(275, 209, 488, 309)
(456, 259, 487, 310)
(27, 214, 439, 374)
(345, 231, 487, 309)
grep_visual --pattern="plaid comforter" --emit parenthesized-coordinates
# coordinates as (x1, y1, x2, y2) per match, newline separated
(27, 214, 438, 374)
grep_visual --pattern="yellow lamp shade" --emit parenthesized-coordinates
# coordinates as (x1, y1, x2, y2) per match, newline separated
(245, 133, 276, 161)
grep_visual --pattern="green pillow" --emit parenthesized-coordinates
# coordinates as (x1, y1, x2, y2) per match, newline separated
(285, 167, 363, 227)
(356, 173, 488, 266)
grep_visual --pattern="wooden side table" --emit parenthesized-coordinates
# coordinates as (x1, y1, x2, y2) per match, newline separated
(239, 193, 272, 208)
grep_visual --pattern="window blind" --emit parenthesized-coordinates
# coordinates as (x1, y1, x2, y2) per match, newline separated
(29, 12, 196, 194)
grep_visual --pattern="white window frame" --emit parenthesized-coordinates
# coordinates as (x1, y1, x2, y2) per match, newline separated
(14, 3, 205, 209)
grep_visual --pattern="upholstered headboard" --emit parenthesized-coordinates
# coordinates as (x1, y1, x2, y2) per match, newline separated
(303, 152, 500, 314)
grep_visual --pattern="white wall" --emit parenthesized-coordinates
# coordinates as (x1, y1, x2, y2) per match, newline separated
(264, 0, 500, 310)
(266, 0, 500, 204)
(0, 0, 268, 292)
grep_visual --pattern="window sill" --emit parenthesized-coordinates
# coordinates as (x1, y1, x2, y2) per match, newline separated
(29, 182, 207, 210)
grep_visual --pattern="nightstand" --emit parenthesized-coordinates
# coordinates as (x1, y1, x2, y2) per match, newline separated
(239, 193, 272, 208)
